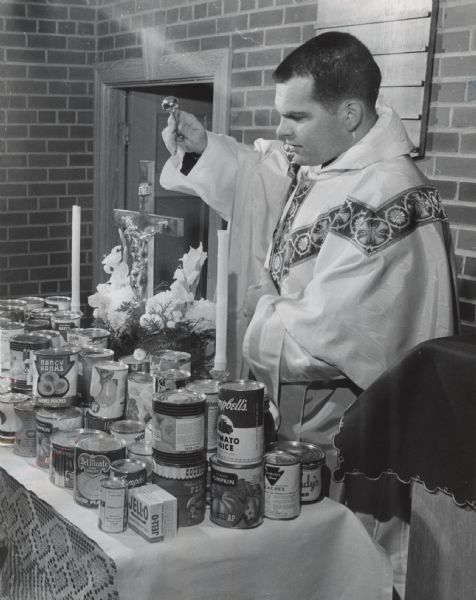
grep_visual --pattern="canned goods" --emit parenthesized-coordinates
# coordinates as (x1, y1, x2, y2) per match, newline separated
(0, 392, 30, 446)
(44, 295, 71, 311)
(152, 455, 207, 527)
(128, 441, 153, 480)
(30, 307, 57, 327)
(217, 380, 265, 466)
(126, 371, 154, 423)
(119, 353, 150, 373)
(99, 476, 128, 533)
(150, 350, 191, 392)
(10, 333, 51, 393)
(14, 398, 37, 457)
(152, 389, 206, 456)
(32, 345, 79, 408)
(186, 379, 220, 452)
(35, 330, 64, 349)
(110, 458, 147, 488)
(109, 419, 145, 446)
(51, 310, 82, 339)
(88, 360, 128, 418)
(77, 346, 115, 408)
(0, 299, 27, 322)
(74, 433, 127, 508)
(267, 440, 326, 503)
(84, 412, 121, 433)
(0, 318, 24, 374)
(67, 327, 110, 349)
(25, 319, 51, 332)
(17, 296, 44, 315)
(49, 428, 102, 488)
(209, 455, 264, 529)
(36, 406, 83, 468)
(264, 450, 301, 520)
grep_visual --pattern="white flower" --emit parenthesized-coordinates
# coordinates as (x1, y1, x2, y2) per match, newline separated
(170, 280, 194, 303)
(185, 299, 216, 331)
(102, 245, 123, 274)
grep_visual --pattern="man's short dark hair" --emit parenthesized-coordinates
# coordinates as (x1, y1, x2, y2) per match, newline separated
(273, 32, 381, 111)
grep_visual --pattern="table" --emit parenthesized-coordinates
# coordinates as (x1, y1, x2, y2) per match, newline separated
(0, 449, 393, 600)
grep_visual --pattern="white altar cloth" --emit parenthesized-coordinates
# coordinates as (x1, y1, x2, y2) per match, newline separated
(1, 449, 393, 600)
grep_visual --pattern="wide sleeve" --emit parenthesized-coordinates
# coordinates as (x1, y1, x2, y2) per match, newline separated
(243, 223, 455, 401)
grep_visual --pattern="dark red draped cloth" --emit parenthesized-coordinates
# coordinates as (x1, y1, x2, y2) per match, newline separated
(333, 335, 476, 508)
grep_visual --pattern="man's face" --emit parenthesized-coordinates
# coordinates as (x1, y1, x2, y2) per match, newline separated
(275, 76, 349, 166)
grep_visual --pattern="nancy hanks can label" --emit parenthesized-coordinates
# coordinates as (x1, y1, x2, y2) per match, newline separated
(217, 380, 264, 466)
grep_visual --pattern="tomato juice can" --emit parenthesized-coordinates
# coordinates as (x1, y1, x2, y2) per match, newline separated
(152, 454, 206, 527)
(264, 450, 301, 520)
(88, 360, 128, 419)
(267, 440, 326, 503)
(32, 345, 79, 408)
(67, 327, 110, 349)
(49, 428, 102, 488)
(186, 379, 220, 452)
(74, 433, 127, 508)
(110, 458, 147, 488)
(10, 333, 52, 393)
(51, 310, 82, 340)
(217, 380, 264, 466)
(209, 455, 264, 529)
(36, 406, 83, 468)
(152, 389, 206, 456)
(0, 318, 24, 375)
(14, 398, 37, 456)
(98, 476, 128, 533)
(0, 391, 30, 446)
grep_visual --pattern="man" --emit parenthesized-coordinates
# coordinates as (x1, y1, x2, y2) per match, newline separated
(161, 32, 456, 594)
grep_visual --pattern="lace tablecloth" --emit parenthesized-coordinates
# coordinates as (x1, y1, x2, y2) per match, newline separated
(1, 450, 393, 600)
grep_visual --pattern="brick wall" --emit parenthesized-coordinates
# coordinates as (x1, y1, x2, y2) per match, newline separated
(0, 0, 96, 311)
(2, 0, 476, 332)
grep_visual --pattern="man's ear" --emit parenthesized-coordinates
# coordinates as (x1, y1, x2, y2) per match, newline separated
(339, 99, 364, 134)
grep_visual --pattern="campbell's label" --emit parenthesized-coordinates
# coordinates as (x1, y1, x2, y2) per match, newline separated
(216, 381, 264, 465)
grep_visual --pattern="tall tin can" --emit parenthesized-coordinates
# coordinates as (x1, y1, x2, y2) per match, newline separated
(88, 360, 127, 419)
(44, 296, 71, 311)
(0, 392, 30, 446)
(30, 307, 57, 328)
(14, 398, 37, 457)
(67, 327, 110, 349)
(217, 380, 265, 466)
(150, 350, 191, 393)
(17, 296, 44, 317)
(264, 450, 301, 520)
(74, 434, 127, 508)
(126, 370, 154, 423)
(36, 406, 83, 468)
(186, 379, 220, 452)
(35, 330, 64, 349)
(209, 455, 264, 529)
(0, 299, 27, 323)
(32, 345, 79, 408)
(10, 333, 51, 393)
(0, 318, 24, 375)
(51, 310, 82, 340)
(98, 476, 128, 533)
(77, 346, 115, 408)
(49, 428, 102, 488)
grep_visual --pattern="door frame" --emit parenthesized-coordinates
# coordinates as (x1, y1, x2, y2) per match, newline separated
(93, 48, 231, 296)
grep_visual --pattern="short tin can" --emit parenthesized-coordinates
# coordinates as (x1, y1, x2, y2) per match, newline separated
(186, 379, 220, 452)
(126, 371, 154, 423)
(67, 327, 110, 349)
(0, 392, 30, 446)
(44, 295, 71, 311)
(10, 333, 51, 393)
(88, 360, 128, 419)
(109, 419, 145, 446)
(152, 389, 206, 455)
(49, 428, 102, 488)
(25, 319, 51, 332)
(128, 441, 153, 481)
(51, 310, 82, 340)
(74, 433, 127, 508)
(0, 318, 24, 374)
(35, 330, 64, 349)
(32, 345, 79, 408)
(267, 440, 326, 504)
(150, 350, 191, 392)
(0, 299, 27, 323)
(30, 307, 57, 327)
(119, 353, 150, 374)
(18, 296, 44, 314)
(77, 346, 115, 408)
(36, 406, 83, 468)
(84, 411, 121, 433)
(152, 455, 207, 527)
(217, 380, 265, 466)
(110, 457, 147, 488)
(264, 450, 301, 520)
(209, 455, 264, 529)
(14, 398, 37, 457)
(98, 476, 128, 533)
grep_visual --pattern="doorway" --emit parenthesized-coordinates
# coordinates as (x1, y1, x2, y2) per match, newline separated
(125, 83, 213, 298)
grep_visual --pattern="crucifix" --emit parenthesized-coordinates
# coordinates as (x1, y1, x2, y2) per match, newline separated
(114, 160, 184, 301)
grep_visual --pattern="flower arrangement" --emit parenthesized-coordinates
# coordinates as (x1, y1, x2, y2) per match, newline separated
(89, 235, 216, 376)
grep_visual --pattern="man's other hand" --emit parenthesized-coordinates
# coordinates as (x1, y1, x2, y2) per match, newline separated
(161, 110, 208, 156)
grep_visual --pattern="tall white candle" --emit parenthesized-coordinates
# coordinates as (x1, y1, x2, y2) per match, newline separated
(213, 228, 230, 372)
(71, 204, 81, 313)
